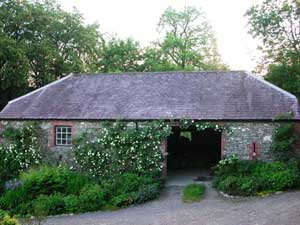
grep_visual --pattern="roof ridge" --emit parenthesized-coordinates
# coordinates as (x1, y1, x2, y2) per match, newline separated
(7, 74, 74, 105)
(73, 70, 245, 77)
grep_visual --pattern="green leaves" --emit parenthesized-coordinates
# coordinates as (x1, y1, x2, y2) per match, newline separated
(0, 33, 29, 109)
(73, 121, 171, 179)
(245, 0, 300, 64)
(270, 122, 298, 162)
(246, 0, 300, 95)
(157, 6, 227, 70)
(0, 0, 101, 108)
(0, 2, 229, 111)
(100, 38, 143, 73)
(0, 122, 43, 191)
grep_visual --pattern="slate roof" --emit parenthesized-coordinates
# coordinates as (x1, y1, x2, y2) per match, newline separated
(0, 71, 299, 120)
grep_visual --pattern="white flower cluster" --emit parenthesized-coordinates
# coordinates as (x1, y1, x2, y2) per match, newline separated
(0, 123, 42, 174)
(179, 119, 233, 135)
(73, 121, 171, 179)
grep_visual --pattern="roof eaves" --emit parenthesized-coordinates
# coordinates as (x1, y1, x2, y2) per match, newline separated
(244, 71, 298, 100)
(7, 74, 74, 105)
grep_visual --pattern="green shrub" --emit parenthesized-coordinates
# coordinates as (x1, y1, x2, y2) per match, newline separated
(0, 186, 26, 214)
(114, 173, 153, 194)
(0, 209, 19, 225)
(101, 173, 157, 199)
(182, 183, 205, 203)
(20, 165, 93, 199)
(133, 183, 160, 204)
(110, 193, 134, 208)
(101, 173, 161, 207)
(270, 122, 299, 162)
(0, 166, 95, 215)
(63, 195, 80, 213)
(253, 161, 299, 191)
(217, 176, 258, 196)
(0, 167, 162, 216)
(213, 155, 258, 177)
(213, 157, 300, 196)
(78, 184, 105, 212)
(31, 194, 65, 216)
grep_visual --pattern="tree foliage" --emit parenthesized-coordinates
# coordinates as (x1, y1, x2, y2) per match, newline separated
(0, 2, 227, 110)
(99, 38, 143, 73)
(246, 0, 300, 95)
(246, 0, 300, 64)
(0, 33, 29, 109)
(0, 0, 101, 108)
(157, 6, 227, 70)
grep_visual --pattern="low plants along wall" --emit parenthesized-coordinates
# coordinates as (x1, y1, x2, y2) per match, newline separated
(0, 121, 168, 218)
(213, 155, 300, 196)
(0, 209, 18, 225)
(73, 121, 171, 179)
(0, 166, 161, 217)
(213, 121, 300, 197)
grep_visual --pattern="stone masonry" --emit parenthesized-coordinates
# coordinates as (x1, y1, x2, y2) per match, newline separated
(0, 120, 279, 167)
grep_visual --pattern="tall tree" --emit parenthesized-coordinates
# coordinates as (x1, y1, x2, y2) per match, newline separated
(0, 33, 29, 109)
(0, 0, 101, 109)
(246, 0, 300, 95)
(157, 6, 227, 70)
(99, 38, 143, 73)
(246, 0, 300, 65)
(142, 46, 180, 72)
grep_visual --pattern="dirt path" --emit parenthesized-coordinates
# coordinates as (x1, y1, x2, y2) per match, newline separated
(29, 182, 300, 225)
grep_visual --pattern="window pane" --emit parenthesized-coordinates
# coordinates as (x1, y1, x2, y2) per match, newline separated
(55, 126, 72, 146)
(56, 139, 61, 145)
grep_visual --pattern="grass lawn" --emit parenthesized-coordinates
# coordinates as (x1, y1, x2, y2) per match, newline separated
(182, 183, 205, 203)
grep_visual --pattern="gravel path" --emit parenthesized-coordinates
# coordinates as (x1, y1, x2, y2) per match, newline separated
(33, 182, 300, 225)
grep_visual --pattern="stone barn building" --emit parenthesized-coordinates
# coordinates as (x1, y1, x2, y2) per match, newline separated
(0, 71, 299, 174)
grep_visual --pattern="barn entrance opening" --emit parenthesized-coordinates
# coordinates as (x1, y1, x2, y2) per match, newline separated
(167, 126, 221, 174)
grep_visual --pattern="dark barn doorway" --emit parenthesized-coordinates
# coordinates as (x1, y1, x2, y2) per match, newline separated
(167, 126, 221, 171)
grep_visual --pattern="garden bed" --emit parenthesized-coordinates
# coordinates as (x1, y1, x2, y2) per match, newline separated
(212, 155, 300, 197)
(0, 166, 162, 218)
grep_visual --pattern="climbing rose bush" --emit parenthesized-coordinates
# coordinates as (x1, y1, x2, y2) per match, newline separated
(73, 121, 171, 179)
(0, 122, 42, 189)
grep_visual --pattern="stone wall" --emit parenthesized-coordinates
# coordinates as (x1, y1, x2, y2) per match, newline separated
(0, 120, 279, 166)
(222, 122, 278, 161)
(0, 120, 106, 165)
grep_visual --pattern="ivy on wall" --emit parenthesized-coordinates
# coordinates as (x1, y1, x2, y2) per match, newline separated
(270, 122, 299, 162)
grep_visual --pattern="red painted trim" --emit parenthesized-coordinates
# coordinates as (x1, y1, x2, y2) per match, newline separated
(256, 143, 260, 159)
(249, 141, 260, 160)
(50, 121, 76, 147)
(221, 130, 226, 159)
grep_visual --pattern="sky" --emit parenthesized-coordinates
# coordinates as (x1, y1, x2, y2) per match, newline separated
(60, 0, 263, 72)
